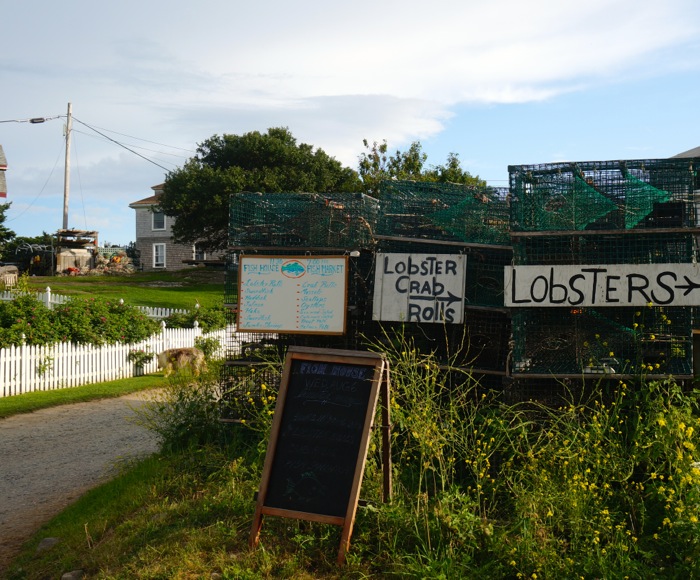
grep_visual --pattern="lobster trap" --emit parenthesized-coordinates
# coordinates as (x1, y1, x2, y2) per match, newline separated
(508, 158, 700, 380)
(377, 181, 511, 245)
(509, 159, 699, 232)
(229, 192, 379, 249)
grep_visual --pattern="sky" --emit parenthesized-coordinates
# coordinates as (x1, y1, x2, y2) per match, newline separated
(1, 0, 699, 246)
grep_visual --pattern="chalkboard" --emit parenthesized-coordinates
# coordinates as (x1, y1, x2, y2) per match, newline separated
(237, 255, 348, 334)
(250, 346, 387, 563)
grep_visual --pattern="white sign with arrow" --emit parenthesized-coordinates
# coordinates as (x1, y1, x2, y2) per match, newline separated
(505, 263, 700, 307)
(372, 253, 466, 323)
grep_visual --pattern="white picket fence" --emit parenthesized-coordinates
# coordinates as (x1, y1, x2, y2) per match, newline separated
(0, 288, 188, 319)
(0, 325, 230, 398)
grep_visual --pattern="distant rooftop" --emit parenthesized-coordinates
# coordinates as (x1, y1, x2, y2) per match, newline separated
(671, 146, 700, 158)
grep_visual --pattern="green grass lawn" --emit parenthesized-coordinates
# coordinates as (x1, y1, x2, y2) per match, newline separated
(0, 375, 166, 419)
(23, 268, 227, 310)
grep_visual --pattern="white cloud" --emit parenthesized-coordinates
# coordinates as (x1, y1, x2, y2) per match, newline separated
(1, 0, 699, 242)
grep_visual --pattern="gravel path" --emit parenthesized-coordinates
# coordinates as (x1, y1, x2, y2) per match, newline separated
(0, 392, 160, 572)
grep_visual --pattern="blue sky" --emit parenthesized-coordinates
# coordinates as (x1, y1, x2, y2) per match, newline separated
(1, 0, 699, 246)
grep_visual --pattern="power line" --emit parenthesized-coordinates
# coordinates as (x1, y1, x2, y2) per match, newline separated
(71, 117, 171, 172)
(71, 129, 185, 168)
(0, 115, 62, 124)
(74, 122, 196, 154)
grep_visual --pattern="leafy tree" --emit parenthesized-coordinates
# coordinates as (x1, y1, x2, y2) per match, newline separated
(159, 127, 362, 252)
(0, 203, 16, 259)
(358, 140, 486, 196)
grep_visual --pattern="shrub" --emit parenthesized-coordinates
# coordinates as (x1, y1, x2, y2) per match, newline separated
(127, 347, 155, 366)
(194, 336, 223, 360)
(52, 297, 160, 345)
(0, 294, 59, 347)
(165, 305, 228, 332)
(0, 294, 161, 347)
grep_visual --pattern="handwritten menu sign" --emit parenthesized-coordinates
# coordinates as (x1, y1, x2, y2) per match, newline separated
(237, 256, 348, 334)
(249, 347, 386, 564)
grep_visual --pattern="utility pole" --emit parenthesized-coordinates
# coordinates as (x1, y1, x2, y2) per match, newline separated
(62, 102, 72, 230)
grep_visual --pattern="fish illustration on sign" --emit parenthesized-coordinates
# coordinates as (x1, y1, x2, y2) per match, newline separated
(282, 260, 306, 278)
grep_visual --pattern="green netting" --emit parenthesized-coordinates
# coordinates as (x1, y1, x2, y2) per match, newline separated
(625, 174, 671, 228)
(377, 181, 510, 245)
(531, 175, 617, 230)
(511, 307, 693, 376)
(514, 233, 694, 266)
(229, 192, 379, 249)
(510, 159, 697, 232)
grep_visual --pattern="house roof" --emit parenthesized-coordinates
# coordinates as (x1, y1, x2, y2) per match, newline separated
(129, 193, 160, 208)
(129, 184, 164, 208)
(671, 146, 700, 158)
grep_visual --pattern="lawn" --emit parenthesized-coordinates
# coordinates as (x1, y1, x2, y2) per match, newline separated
(23, 268, 227, 310)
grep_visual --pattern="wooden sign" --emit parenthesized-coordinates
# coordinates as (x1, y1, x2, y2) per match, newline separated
(505, 263, 700, 307)
(249, 346, 388, 564)
(237, 255, 348, 334)
(373, 252, 467, 323)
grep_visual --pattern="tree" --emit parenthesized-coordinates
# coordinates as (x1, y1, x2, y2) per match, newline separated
(358, 140, 486, 196)
(159, 128, 362, 252)
(0, 202, 16, 260)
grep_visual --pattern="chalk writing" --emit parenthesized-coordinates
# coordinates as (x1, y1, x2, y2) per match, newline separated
(263, 359, 376, 517)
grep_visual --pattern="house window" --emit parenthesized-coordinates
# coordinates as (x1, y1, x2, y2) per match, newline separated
(152, 210, 165, 231)
(194, 245, 206, 261)
(153, 243, 166, 268)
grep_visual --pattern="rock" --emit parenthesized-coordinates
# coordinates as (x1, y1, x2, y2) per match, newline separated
(35, 537, 60, 554)
(61, 571, 84, 580)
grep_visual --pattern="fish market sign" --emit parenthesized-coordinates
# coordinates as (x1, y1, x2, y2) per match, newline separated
(505, 264, 700, 307)
(238, 255, 347, 334)
(373, 253, 466, 323)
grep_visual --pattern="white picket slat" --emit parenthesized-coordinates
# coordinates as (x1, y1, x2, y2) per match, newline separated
(0, 326, 230, 397)
(0, 290, 188, 319)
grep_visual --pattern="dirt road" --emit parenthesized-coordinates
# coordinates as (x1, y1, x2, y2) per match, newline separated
(0, 392, 159, 572)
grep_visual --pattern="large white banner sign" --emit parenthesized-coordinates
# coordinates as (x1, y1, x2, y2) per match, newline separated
(373, 253, 467, 323)
(504, 264, 700, 307)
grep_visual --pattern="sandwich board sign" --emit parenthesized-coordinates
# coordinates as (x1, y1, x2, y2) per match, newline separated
(249, 346, 389, 564)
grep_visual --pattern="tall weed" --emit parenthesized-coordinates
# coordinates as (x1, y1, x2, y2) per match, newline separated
(135, 363, 224, 452)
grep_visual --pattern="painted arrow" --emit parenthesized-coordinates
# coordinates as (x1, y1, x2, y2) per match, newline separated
(408, 291, 462, 307)
(675, 276, 700, 296)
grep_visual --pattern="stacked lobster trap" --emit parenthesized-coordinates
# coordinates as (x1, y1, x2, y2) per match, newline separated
(220, 157, 700, 414)
(221, 182, 515, 418)
(222, 192, 379, 419)
(508, 158, 700, 385)
(372, 181, 512, 388)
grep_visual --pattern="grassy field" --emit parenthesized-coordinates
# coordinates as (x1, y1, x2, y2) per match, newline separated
(23, 268, 227, 310)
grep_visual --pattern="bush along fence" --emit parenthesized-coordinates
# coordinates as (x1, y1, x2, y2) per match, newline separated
(0, 323, 229, 398)
(0, 288, 188, 319)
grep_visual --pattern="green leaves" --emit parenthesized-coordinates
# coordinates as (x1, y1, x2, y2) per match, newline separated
(0, 295, 160, 347)
(160, 128, 361, 252)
